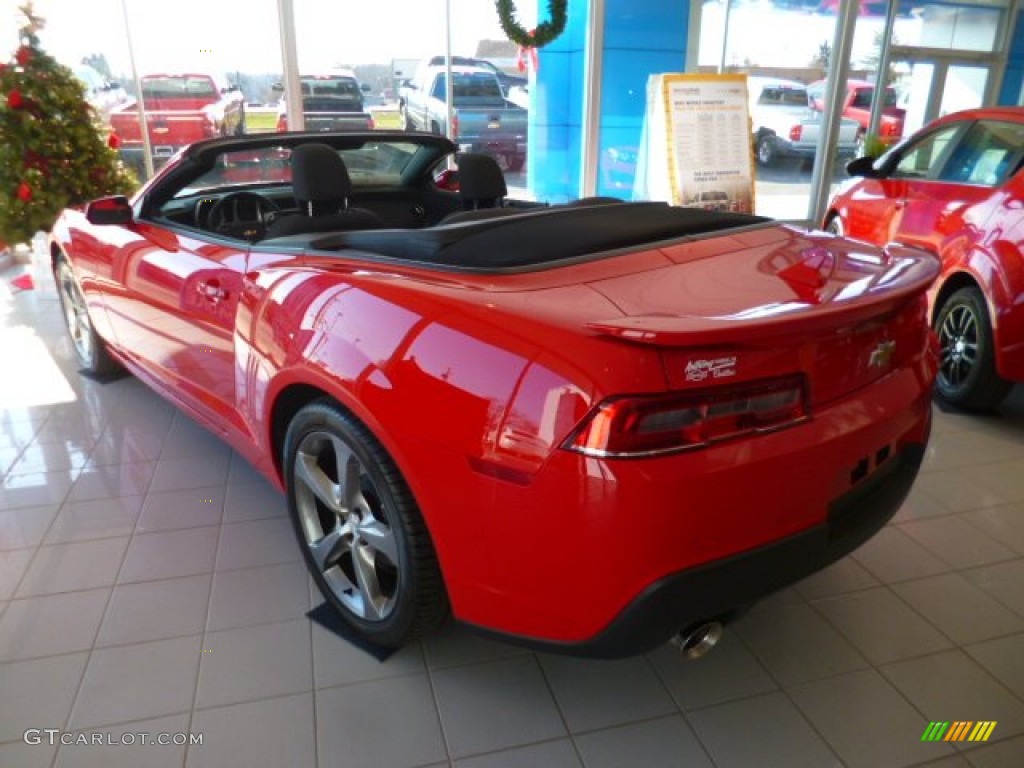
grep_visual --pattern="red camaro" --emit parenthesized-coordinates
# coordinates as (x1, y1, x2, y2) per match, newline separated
(824, 107, 1024, 410)
(52, 132, 938, 657)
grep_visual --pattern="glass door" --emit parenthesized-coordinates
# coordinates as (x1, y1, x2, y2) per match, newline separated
(891, 51, 992, 136)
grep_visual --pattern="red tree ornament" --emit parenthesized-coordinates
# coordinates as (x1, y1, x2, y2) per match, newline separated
(7, 89, 24, 109)
(15, 46, 32, 66)
(17, 182, 32, 202)
(107, 133, 121, 150)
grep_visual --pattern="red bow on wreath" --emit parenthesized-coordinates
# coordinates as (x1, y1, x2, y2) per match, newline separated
(516, 35, 539, 74)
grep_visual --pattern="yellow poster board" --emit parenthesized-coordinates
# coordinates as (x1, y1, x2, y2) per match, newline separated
(635, 73, 755, 214)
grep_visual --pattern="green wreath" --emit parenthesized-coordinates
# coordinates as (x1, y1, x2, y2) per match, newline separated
(495, 0, 567, 48)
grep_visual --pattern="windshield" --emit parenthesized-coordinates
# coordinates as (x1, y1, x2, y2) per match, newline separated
(174, 141, 425, 197)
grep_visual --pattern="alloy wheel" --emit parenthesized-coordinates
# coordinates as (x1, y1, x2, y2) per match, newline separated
(57, 262, 94, 365)
(293, 429, 400, 621)
(938, 302, 979, 393)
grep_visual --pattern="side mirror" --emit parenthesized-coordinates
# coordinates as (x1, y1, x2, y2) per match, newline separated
(845, 155, 881, 178)
(271, 82, 284, 92)
(360, 83, 372, 92)
(86, 196, 133, 226)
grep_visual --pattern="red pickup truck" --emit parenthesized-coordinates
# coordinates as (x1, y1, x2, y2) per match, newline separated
(808, 79, 906, 150)
(109, 73, 245, 174)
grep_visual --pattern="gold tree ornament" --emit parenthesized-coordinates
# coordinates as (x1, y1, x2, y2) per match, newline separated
(17, 1, 45, 38)
(495, 0, 567, 48)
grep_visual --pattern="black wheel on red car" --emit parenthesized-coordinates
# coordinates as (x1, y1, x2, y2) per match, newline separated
(54, 257, 121, 376)
(934, 286, 1012, 411)
(284, 400, 448, 647)
(825, 215, 844, 236)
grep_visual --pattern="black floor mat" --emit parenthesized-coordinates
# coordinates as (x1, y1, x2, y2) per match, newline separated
(77, 368, 129, 384)
(306, 602, 395, 662)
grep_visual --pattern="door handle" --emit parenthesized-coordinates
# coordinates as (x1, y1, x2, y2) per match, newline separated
(197, 280, 226, 302)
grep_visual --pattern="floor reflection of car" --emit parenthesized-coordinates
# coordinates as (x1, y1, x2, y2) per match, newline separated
(824, 107, 1024, 410)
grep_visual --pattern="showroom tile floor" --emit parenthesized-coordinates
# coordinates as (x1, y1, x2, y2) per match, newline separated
(2, 265, 1024, 768)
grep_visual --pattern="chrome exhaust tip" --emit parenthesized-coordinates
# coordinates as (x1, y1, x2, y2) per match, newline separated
(670, 621, 724, 660)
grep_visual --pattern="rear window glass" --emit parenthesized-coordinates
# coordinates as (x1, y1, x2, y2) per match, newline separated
(174, 141, 423, 197)
(430, 73, 503, 102)
(757, 86, 808, 106)
(300, 77, 360, 97)
(142, 76, 217, 99)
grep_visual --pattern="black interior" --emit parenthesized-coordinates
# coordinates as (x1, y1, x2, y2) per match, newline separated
(271, 202, 770, 271)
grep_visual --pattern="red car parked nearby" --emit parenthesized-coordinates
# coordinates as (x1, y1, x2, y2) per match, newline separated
(824, 107, 1024, 410)
(52, 131, 938, 657)
(808, 78, 906, 149)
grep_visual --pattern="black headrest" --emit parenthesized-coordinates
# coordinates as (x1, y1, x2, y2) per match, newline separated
(291, 143, 353, 204)
(457, 153, 507, 201)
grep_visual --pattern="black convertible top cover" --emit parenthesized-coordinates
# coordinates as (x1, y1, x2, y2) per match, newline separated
(302, 202, 770, 270)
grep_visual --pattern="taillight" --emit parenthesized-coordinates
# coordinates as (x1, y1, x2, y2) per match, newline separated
(368, 115, 375, 130)
(277, 115, 288, 132)
(451, 112, 459, 139)
(882, 122, 898, 136)
(202, 115, 218, 138)
(789, 125, 803, 141)
(563, 375, 809, 458)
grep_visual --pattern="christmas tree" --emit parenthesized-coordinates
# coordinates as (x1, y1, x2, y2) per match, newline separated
(0, 2, 135, 246)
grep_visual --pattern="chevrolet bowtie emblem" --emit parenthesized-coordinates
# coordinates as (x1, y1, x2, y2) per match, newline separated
(869, 340, 896, 368)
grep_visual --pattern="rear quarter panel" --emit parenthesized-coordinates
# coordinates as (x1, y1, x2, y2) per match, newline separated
(239, 257, 669, 611)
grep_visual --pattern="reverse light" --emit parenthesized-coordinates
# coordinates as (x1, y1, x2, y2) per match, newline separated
(563, 375, 809, 458)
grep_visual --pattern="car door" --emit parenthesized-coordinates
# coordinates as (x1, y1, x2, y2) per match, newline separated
(846, 121, 967, 246)
(895, 119, 1024, 254)
(104, 222, 246, 436)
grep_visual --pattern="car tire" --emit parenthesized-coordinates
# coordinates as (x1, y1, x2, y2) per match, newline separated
(430, 121, 442, 135)
(54, 257, 122, 376)
(824, 215, 844, 236)
(400, 106, 413, 132)
(284, 399, 448, 648)
(934, 286, 1012, 411)
(505, 154, 525, 173)
(756, 136, 775, 166)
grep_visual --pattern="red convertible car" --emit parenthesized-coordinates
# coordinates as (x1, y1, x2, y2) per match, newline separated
(52, 131, 938, 657)
(824, 107, 1024, 410)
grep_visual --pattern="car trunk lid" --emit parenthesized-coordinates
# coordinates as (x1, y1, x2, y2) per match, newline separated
(584, 227, 939, 406)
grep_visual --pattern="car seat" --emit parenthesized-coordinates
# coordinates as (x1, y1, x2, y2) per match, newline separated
(264, 143, 383, 237)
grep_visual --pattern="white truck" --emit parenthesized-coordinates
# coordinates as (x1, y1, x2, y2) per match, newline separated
(748, 77, 859, 166)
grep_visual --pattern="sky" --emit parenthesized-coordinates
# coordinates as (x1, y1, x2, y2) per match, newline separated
(1, 0, 529, 76)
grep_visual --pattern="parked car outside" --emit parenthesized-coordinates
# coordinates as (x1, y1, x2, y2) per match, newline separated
(824, 107, 1024, 410)
(808, 78, 906, 150)
(399, 65, 527, 171)
(426, 55, 527, 96)
(748, 76, 859, 165)
(274, 69, 374, 132)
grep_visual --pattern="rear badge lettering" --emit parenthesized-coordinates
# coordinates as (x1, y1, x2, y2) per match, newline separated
(685, 356, 737, 382)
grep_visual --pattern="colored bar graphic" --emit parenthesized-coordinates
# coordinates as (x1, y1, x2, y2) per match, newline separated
(921, 721, 996, 742)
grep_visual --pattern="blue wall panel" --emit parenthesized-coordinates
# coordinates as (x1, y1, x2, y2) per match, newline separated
(998, 10, 1024, 105)
(529, 0, 689, 201)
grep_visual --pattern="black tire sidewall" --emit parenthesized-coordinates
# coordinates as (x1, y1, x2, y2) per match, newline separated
(934, 286, 1006, 409)
(283, 401, 421, 647)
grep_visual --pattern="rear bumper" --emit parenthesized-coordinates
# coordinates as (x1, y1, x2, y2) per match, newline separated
(468, 435, 927, 658)
(773, 136, 857, 159)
